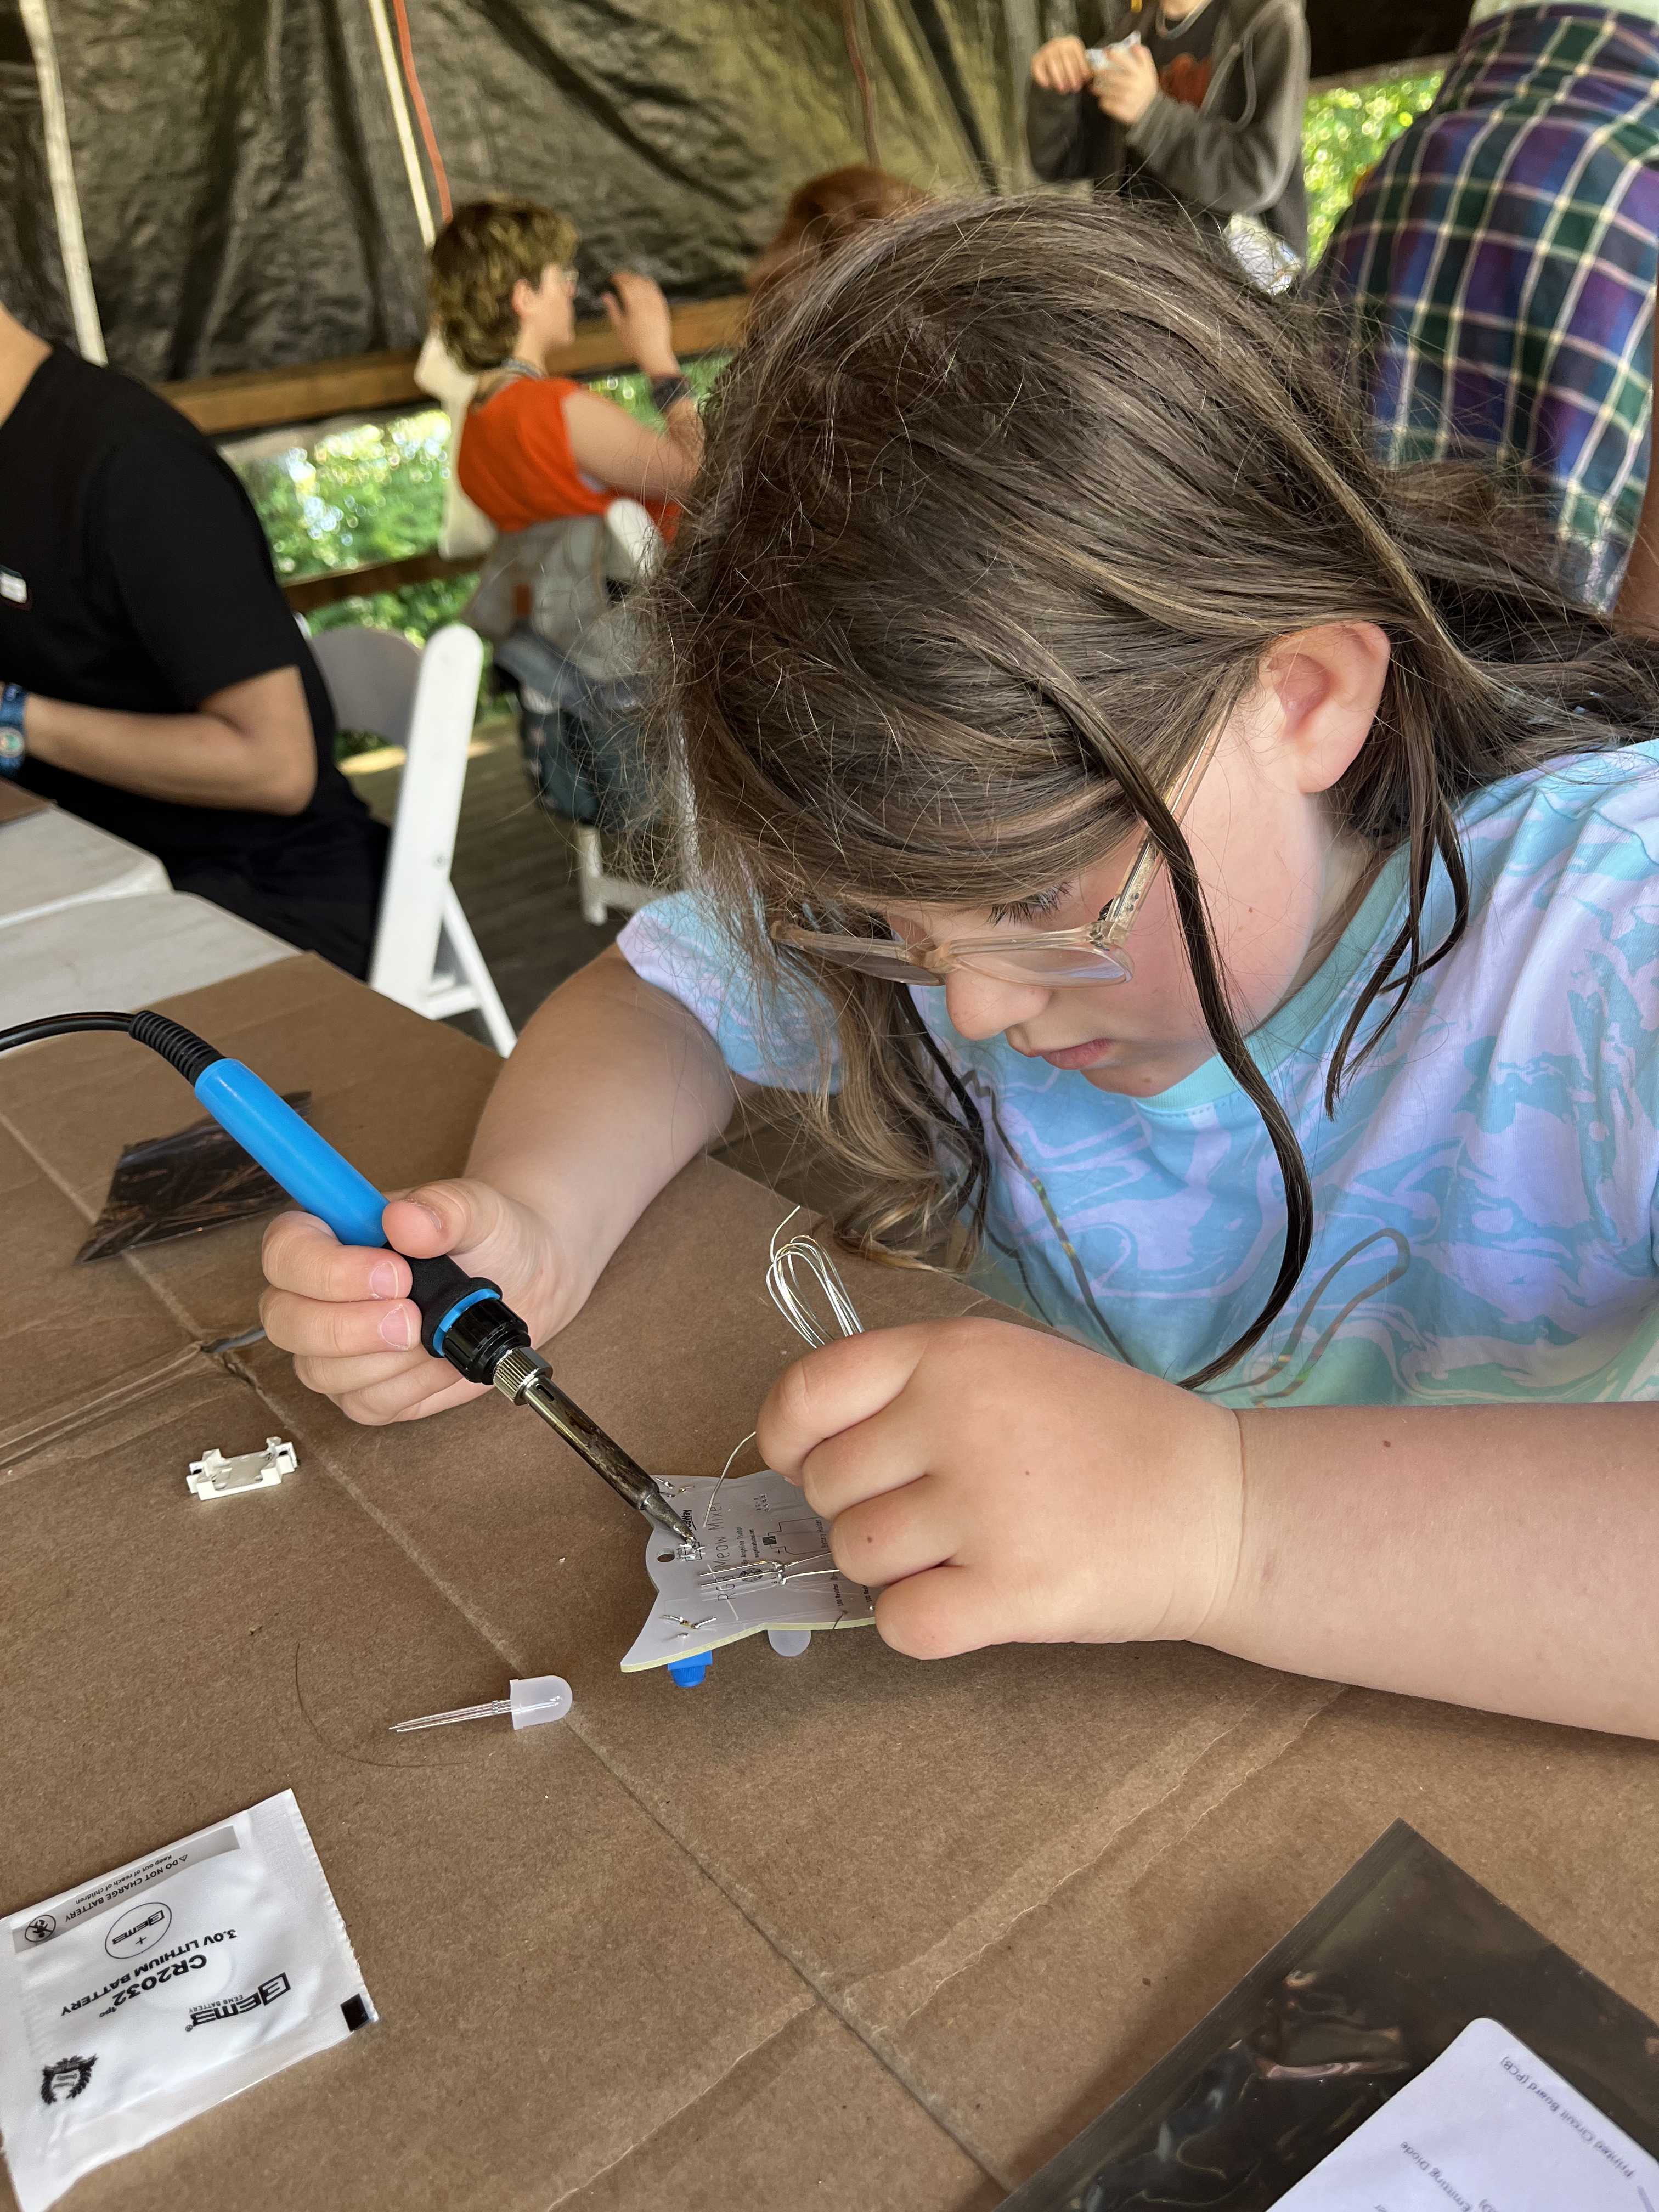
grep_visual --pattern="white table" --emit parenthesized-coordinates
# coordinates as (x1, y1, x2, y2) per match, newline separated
(0, 893, 294, 1030)
(0, 806, 168, 928)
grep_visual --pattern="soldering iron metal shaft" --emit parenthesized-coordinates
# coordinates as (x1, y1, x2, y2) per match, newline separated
(492, 1348, 699, 1546)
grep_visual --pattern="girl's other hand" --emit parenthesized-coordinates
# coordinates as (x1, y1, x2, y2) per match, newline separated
(1030, 35, 1094, 92)
(259, 1181, 575, 1426)
(757, 1317, 1243, 1657)
(601, 272, 678, 378)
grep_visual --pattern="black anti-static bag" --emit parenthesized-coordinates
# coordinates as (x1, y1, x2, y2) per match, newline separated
(1003, 1822, 1659, 2212)
(75, 1094, 311, 1262)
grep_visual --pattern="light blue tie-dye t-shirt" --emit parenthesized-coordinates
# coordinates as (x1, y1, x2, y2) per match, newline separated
(618, 743, 1659, 1409)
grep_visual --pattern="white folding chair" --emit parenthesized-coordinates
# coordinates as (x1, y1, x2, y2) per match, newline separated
(309, 623, 516, 1055)
(572, 498, 663, 927)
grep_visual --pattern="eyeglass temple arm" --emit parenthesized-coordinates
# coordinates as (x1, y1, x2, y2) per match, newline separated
(1094, 722, 1226, 950)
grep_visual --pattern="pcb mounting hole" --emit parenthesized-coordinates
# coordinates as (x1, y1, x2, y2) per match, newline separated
(657, 1551, 676, 1563)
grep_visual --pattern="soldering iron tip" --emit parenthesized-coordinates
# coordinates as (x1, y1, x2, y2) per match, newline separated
(656, 1500, 699, 1548)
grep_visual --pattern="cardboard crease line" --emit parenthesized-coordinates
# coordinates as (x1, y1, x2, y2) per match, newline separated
(536, 1992, 821, 2211)
(848, 1674, 1344, 2037)
(0, 1344, 231, 1474)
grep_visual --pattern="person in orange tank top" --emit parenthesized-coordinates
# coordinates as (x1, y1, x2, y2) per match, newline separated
(427, 202, 704, 836)
(430, 199, 703, 540)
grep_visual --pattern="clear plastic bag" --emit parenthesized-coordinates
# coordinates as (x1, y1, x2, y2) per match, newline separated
(1005, 1820, 1659, 2211)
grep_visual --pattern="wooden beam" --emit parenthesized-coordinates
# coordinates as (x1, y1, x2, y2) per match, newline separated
(284, 549, 479, 615)
(161, 295, 747, 438)
(162, 350, 425, 437)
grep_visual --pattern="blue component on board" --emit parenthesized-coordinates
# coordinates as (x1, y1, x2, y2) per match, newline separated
(666, 1653, 712, 1686)
(194, 1059, 388, 1249)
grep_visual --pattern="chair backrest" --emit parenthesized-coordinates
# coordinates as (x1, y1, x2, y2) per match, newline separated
(312, 622, 484, 1012)
(308, 626, 423, 750)
(371, 623, 483, 1007)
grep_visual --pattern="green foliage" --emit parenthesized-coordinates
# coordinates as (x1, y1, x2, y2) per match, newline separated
(583, 353, 729, 425)
(232, 357, 731, 681)
(233, 415, 479, 752)
(1303, 70, 1443, 264)
(306, 574, 480, 646)
(239, 412, 453, 584)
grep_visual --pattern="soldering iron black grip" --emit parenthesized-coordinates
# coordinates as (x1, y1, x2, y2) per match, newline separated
(405, 1252, 499, 1348)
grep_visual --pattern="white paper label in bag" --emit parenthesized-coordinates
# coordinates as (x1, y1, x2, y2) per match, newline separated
(1278, 2016, 1659, 2210)
(0, 1791, 375, 2212)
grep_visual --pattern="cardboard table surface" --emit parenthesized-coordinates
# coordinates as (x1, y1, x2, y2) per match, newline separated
(3, 957, 1657, 2211)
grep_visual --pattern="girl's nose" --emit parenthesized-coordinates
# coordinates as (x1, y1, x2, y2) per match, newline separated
(943, 964, 1051, 1042)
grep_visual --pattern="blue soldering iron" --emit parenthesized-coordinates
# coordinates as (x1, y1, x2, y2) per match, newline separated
(1, 1006, 698, 1548)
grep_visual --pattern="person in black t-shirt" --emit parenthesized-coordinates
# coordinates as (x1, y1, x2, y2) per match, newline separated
(0, 301, 388, 977)
(1027, 0, 1309, 259)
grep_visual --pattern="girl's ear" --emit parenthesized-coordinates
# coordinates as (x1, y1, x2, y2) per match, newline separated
(1260, 623, 1391, 795)
(509, 274, 538, 325)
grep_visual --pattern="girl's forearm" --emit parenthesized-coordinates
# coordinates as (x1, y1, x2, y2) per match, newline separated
(465, 945, 736, 1304)
(1206, 1403, 1659, 1737)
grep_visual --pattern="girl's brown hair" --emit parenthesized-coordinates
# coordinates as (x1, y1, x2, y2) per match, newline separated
(430, 198, 578, 371)
(650, 196, 1659, 1386)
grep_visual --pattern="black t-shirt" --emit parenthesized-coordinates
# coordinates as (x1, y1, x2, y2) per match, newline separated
(1146, 6, 1214, 97)
(0, 347, 382, 886)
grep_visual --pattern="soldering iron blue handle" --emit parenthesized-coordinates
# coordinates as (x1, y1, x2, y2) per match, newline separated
(191, 1056, 503, 1365)
(194, 1059, 389, 1249)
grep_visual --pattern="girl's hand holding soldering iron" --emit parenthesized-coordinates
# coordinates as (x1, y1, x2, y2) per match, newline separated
(758, 1317, 1244, 1657)
(260, 949, 744, 1426)
(260, 1182, 573, 1424)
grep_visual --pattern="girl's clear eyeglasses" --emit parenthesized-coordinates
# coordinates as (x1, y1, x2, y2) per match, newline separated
(770, 724, 1222, 989)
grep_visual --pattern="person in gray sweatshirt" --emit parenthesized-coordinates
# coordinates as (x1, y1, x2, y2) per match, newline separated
(1028, 0, 1309, 258)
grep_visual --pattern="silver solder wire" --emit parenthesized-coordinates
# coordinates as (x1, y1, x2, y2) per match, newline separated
(697, 1210, 870, 1597)
(765, 1206, 864, 1348)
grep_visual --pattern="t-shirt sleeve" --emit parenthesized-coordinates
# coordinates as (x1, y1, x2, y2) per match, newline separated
(94, 434, 307, 708)
(617, 891, 838, 1090)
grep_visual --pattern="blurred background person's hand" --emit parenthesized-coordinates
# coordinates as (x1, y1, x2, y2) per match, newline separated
(1030, 36, 1094, 94)
(1094, 40, 1159, 125)
(600, 271, 678, 377)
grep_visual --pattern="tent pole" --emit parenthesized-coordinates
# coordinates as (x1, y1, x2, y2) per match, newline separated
(840, 0, 881, 167)
(364, 0, 438, 249)
(18, 0, 105, 363)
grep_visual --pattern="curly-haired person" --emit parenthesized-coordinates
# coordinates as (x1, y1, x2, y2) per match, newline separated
(430, 199, 702, 541)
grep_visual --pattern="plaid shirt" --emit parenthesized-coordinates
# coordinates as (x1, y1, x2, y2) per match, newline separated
(1309, 5, 1659, 607)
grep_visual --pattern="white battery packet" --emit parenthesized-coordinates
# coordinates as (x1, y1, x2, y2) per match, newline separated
(0, 1790, 376, 2212)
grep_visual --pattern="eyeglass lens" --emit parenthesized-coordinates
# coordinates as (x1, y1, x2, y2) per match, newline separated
(800, 941, 1131, 987)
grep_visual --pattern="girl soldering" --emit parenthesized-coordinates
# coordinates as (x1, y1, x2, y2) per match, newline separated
(262, 200, 1659, 1739)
